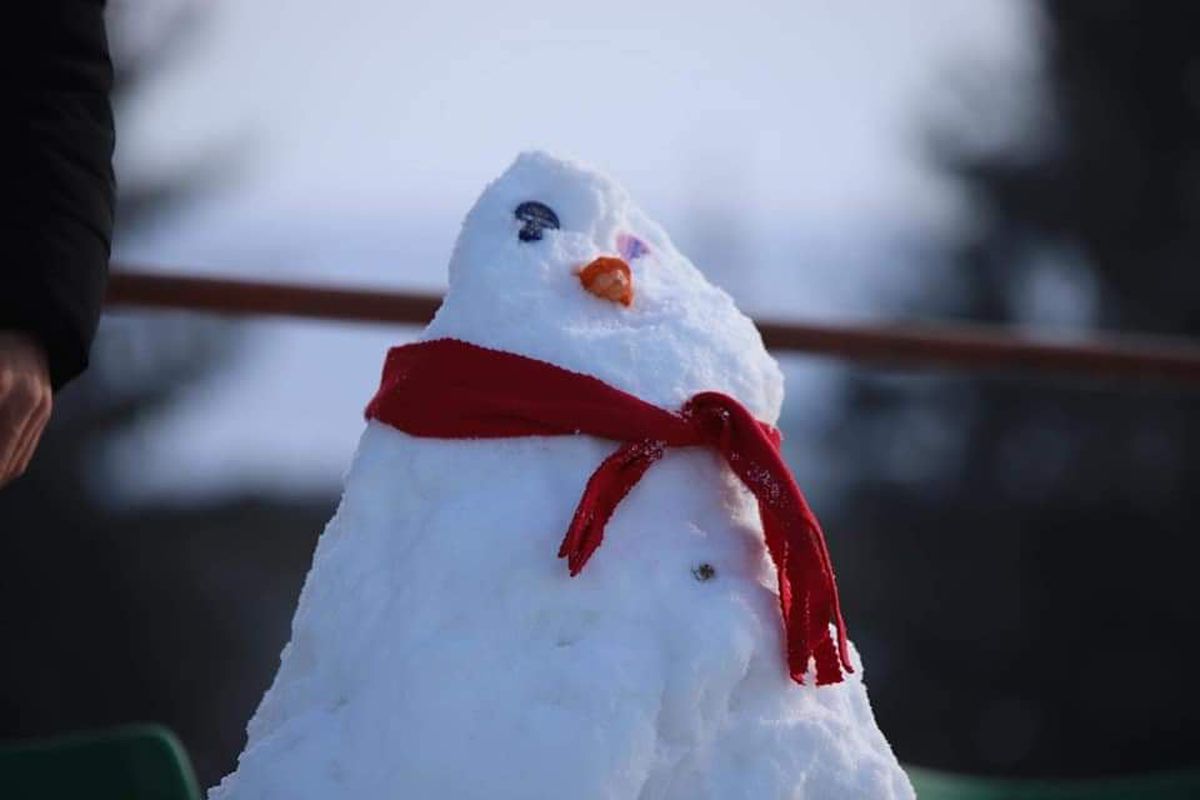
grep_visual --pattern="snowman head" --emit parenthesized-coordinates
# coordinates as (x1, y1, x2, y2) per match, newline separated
(423, 151, 784, 422)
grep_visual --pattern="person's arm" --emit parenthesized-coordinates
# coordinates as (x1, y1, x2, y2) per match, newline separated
(0, 1, 115, 484)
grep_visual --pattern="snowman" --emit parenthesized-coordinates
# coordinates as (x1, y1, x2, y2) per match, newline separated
(212, 152, 914, 799)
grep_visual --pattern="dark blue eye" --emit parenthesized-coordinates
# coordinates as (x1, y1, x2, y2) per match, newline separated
(515, 201, 560, 242)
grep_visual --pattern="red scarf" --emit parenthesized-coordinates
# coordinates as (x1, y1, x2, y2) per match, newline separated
(365, 338, 852, 685)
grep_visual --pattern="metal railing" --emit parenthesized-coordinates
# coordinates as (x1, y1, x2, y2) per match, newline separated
(105, 269, 1200, 387)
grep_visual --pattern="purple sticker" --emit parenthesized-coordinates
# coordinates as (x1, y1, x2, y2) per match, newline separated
(617, 232, 651, 261)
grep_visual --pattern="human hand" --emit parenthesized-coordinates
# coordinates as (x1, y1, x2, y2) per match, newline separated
(0, 332, 53, 487)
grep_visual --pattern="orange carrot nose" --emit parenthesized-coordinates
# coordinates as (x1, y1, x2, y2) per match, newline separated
(578, 256, 633, 307)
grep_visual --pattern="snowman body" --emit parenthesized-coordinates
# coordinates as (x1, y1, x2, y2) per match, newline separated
(213, 153, 913, 799)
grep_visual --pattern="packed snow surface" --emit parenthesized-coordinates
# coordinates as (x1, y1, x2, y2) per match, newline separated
(213, 152, 913, 799)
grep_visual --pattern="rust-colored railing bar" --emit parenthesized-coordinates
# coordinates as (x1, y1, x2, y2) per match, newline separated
(105, 269, 1200, 386)
(108, 269, 444, 326)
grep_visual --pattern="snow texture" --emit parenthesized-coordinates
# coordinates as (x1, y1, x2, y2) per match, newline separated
(212, 152, 913, 799)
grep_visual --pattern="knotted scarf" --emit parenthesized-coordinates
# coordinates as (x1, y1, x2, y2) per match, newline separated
(365, 338, 852, 685)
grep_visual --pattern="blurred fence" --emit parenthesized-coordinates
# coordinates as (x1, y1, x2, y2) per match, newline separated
(106, 269, 1200, 387)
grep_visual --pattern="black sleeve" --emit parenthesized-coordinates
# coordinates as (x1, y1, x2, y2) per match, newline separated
(1, 2, 115, 390)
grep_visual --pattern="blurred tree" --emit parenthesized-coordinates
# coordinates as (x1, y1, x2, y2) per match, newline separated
(824, 1, 1199, 777)
(0, 1, 331, 786)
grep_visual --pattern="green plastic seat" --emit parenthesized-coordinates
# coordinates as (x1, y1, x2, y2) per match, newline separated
(0, 724, 201, 800)
(906, 764, 1200, 800)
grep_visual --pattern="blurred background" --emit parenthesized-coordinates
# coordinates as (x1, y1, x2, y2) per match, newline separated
(2, 0, 1197, 789)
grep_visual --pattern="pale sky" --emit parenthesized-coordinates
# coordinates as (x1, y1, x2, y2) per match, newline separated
(105, 0, 1036, 500)
(119, 0, 1034, 235)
